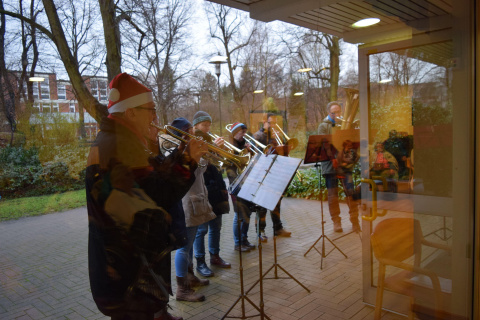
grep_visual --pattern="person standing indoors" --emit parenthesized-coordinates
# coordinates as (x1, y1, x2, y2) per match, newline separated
(227, 122, 257, 252)
(169, 117, 210, 303)
(86, 73, 206, 320)
(253, 113, 292, 241)
(317, 101, 360, 233)
(191, 111, 232, 278)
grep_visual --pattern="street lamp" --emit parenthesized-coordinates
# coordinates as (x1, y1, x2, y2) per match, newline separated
(209, 55, 228, 136)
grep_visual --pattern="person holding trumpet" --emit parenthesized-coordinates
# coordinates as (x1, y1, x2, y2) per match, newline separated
(227, 122, 258, 252)
(86, 73, 207, 320)
(253, 113, 292, 241)
(190, 111, 232, 277)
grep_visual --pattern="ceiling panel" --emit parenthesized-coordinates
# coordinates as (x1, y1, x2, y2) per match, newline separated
(205, 0, 453, 44)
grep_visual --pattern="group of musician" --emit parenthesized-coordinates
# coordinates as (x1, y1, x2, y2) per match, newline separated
(86, 73, 293, 320)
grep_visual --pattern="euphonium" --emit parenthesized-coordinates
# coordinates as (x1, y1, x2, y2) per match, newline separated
(151, 123, 250, 171)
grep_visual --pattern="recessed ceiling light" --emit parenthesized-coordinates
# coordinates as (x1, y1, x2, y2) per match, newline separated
(253, 90, 264, 94)
(297, 68, 312, 73)
(29, 77, 45, 82)
(294, 92, 304, 96)
(352, 18, 380, 28)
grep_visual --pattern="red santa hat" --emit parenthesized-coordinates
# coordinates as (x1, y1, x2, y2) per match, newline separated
(107, 73, 154, 113)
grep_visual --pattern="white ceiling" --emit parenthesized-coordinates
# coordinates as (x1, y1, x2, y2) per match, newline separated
(205, 0, 453, 45)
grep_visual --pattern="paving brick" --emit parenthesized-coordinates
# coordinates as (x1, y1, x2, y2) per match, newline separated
(0, 200, 392, 319)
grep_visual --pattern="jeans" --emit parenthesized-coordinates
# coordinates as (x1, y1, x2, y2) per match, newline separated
(194, 215, 222, 257)
(174, 226, 198, 278)
(232, 199, 252, 246)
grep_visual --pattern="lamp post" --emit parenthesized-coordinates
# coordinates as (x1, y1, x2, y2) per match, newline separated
(193, 92, 201, 111)
(209, 55, 228, 136)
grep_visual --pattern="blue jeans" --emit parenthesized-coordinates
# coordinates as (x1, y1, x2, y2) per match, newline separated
(232, 199, 252, 246)
(174, 226, 198, 278)
(194, 215, 222, 257)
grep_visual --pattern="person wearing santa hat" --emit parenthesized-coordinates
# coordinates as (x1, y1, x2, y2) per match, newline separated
(85, 73, 206, 320)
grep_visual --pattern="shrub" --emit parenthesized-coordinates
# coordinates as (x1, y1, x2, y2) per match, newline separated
(285, 164, 361, 200)
(0, 145, 87, 199)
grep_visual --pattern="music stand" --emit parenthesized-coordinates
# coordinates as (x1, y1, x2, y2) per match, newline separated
(302, 135, 348, 269)
(238, 154, 310, 296)
(222, 210, 270, 320)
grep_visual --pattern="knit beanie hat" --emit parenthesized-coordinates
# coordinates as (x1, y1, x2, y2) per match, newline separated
(192, 111, 212, 126)
(107, 73, 153, 113)
(171, 117, 193, 137)
(230, 122, 247, 136)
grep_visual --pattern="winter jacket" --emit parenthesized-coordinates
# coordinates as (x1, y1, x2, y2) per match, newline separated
(85, 115, 195, 316)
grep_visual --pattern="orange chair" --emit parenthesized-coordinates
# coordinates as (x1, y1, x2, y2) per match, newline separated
(371, 218, 451, 320)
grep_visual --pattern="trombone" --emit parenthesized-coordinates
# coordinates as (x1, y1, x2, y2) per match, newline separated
(207, 132, 249, 156)
(151, 123, 250, 171)
(271, 123, 299, 151)
(225, 123, 273, 155)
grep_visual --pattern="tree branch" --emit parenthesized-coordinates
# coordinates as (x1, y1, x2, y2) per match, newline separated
(0, 9, 54, 40)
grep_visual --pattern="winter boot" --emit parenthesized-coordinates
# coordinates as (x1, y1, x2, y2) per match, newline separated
(187, 265, 209, 287)
(196, 256, 214, 277)
(176, 276, 205, 302)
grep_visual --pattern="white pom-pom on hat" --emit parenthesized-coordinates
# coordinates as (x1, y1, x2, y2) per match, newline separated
(107, 73, 154, 113)
(109, 88, 120, 102)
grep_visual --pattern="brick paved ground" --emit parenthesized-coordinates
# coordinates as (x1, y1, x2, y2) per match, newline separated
(0, 197, 405, 320)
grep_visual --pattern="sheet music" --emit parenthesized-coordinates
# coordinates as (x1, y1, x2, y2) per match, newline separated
(237, 154, 301, 211)
(237, 154, 275, 203)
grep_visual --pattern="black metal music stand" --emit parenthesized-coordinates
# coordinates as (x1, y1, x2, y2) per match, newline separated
(245, 208, 310, 296)
(302, 135, 348, 269)
(222, 213, 270, 320)
(303, 163, 348, 269)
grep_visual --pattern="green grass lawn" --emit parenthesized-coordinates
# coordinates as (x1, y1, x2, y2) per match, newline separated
(0, 189, 86, 221)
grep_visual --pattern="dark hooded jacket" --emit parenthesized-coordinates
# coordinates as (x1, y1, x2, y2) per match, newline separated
(86, 115, 195, 316)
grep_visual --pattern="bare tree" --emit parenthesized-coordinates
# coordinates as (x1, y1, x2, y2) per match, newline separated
(205, 2, 256, 124)
(1, 0, 108, 122)
(121, 0, 194, 125)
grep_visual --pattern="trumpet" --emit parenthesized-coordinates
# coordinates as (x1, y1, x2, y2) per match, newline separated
(151, 123, 250, 171)
(225, 123, 274, 155)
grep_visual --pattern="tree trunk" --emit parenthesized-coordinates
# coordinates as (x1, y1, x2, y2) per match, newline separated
(99, 0, 122, 81)
(42, 0, 107, 123)
(329, 36, 340, 102)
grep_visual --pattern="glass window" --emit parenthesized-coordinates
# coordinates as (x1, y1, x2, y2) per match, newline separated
(69, 101, 76, 113)
(32, 82, 39, 99)
(98, 81, 107, 101)
(57, 84, 66, 100)
(41, 77, 50, 100)
(42, 103, 51, 113)
(90, 80, 98, 99)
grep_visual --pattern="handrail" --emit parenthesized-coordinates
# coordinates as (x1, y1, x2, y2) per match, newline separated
(361, 178, 378, 221)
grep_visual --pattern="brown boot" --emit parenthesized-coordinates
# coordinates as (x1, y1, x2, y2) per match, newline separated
(176, 276, 205, 302)
(187, 267, 209, 287)
(210, 253, 231, 268)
